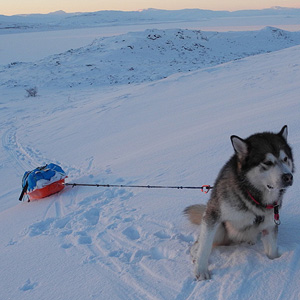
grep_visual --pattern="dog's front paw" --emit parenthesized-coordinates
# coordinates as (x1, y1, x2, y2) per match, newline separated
(194, 268, 211, 281)
(266, 246, 280, 260)
(195, 271, 211, 281)
(267, 251, 280, 260)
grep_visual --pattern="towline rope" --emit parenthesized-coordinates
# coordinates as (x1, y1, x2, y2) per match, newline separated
(64, 183, 213, 193)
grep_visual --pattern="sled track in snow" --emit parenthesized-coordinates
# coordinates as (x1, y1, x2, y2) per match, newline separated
(1, 126, 42, 175)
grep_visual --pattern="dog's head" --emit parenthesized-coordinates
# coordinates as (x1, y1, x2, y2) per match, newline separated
(231, 125, 294, 192)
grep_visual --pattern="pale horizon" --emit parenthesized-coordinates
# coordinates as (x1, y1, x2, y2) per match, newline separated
(2, 0, 300, 16)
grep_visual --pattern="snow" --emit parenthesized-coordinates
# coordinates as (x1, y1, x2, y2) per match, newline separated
(1, 9, 300, 300)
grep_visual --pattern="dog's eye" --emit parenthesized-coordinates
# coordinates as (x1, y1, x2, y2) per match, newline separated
(283, 157, 288, 162)
(263, 161, 273, 166)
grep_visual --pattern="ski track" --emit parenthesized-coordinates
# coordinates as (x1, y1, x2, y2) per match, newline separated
(2, 126, 39, 175)
(1, 120, 93, 186)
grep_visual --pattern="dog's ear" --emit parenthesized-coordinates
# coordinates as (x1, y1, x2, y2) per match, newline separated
(231, 135, 248, 160)
(278, 125, 288, 141)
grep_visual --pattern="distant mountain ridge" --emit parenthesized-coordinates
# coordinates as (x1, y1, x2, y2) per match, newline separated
(8, 6, 300, 17)
(1, 7, 300, 33)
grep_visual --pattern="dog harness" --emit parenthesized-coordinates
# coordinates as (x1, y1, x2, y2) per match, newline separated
(247, 191, 280, 225)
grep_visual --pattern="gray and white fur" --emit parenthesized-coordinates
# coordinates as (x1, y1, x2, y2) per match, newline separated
(184, 126, 294, 280)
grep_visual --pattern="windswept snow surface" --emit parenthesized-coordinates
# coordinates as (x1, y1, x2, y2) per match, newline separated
(0, 26, 300, 300)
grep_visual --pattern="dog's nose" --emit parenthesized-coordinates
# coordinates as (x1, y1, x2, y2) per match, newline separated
(282, 173, 293, 186)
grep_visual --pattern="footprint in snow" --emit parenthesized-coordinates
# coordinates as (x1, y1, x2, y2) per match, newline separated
(19, 279, 38, 291)
(154, 230, 171, 240)
(122, 226, 140, 240)
(76, 231, 92, 245)
(61, 243, 73, 249)
(78, 236, 92, 245)
(7, 239, 17, 246)
(28, 218, 55, 236)
(150, 247, 166, 260)
(83, 207, 100, 226)
(130, 249, 149, 263)
(54, 216, 70, 229)
(130, 247, 170, 262)
(108, 250, 132, 263)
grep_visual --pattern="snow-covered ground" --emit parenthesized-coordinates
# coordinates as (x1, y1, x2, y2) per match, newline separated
(1, 9, 300, 300)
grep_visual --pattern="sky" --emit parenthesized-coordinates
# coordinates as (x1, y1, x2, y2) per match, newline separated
(1, 0, 300, 16)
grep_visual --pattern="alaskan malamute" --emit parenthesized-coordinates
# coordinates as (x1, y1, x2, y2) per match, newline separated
(184, 126, 294, 280)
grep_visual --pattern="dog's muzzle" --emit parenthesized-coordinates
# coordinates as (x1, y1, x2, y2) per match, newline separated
(282, 173, 293, 187)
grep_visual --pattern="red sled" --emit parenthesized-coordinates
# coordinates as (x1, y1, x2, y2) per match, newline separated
(27, 178, 66, 201)
(19, 164, 67, 202)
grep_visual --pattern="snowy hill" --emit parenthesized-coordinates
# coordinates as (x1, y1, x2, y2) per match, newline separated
(1, 22, 300, 300)
(2, 27, 300, 88)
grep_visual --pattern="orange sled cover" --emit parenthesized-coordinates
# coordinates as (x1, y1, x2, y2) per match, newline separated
(27, 178, 66, 200)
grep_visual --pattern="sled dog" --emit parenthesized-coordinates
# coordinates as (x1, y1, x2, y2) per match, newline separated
(184, 126, 294, 280)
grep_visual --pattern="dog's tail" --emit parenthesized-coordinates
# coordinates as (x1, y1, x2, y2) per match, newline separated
(183, 204, 206, 225)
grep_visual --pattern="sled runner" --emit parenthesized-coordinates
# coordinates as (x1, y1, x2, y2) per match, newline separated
(19, 164, 67, 201)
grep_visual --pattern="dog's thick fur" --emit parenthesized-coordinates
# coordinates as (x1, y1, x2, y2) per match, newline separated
(184, 126, 294, 280)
